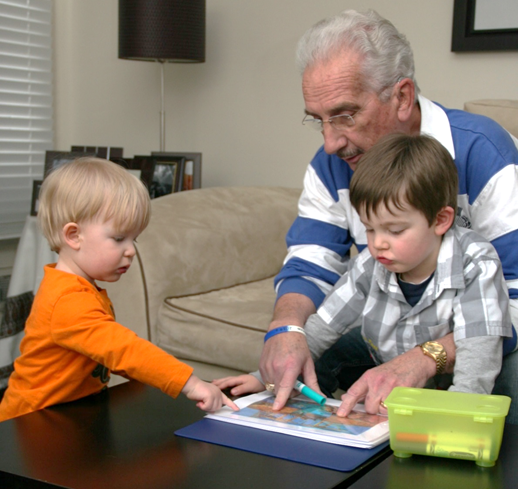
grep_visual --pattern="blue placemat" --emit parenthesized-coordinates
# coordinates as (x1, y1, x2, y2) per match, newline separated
(175, 418, 390, 472)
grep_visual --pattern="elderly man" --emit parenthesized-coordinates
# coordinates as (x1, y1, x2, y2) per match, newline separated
(260, 9, 518, 422)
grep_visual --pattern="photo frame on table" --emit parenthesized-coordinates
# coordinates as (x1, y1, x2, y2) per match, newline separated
(70, 146, 124, 160)
(135, 155, 186, 199)
(44, 150, 96, 178)
(30, 180, 43, 216)
(452, 0, 518, 51)
(152, 152, 202, 190)
(70, 145, 128, 169)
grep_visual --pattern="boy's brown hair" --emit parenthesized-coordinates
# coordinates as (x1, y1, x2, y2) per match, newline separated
(38, 157, 151, 252)
(350, 133, 458, 225)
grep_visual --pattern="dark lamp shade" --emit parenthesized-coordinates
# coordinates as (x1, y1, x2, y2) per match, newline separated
(118, 0, 205, 63)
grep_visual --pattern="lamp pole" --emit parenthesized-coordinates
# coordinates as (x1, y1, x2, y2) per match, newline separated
(159, 60, 166, 152)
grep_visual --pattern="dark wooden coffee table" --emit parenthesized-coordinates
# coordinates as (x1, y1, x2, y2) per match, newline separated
(0, 380, 390, 489)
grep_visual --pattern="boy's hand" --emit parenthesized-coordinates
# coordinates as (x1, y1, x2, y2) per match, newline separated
(182, 375, 239, 412)
(213, 374, 264, 396)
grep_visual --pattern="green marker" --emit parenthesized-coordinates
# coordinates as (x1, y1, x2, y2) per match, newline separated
(294, 380, 326, 405)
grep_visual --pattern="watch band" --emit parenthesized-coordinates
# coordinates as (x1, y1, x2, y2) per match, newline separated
(419, 341, 447, 375)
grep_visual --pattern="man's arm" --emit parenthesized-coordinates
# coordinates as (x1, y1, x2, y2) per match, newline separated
(263, 151, 363, 410)
(337, 333, 457, 416)
(259, 293, 319, 410)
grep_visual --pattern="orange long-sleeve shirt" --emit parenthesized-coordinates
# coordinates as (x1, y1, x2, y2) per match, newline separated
(0, 264, 193, 421)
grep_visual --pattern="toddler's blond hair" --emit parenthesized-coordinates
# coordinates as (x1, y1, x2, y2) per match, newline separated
(38, 157, 150, 252)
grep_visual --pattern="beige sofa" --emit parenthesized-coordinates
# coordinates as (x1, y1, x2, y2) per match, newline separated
(464, 99, 518, 137)
(104, 186, 301, 381)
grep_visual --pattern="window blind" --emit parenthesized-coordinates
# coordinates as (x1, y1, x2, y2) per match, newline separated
(0, 0, 53, 239)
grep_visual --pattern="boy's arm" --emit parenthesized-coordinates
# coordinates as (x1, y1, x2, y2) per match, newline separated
(212, 373, 264, 397)
(447, 237, 512, 394)
(52, 291, 194, 397)
(305, 312, 353, 361)
(449, 336, 503, 394)
(182, 375, 239, 412)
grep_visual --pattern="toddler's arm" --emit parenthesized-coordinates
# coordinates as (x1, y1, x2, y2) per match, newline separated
(213, 373, 264, 396)
(182, 375, 239, 412)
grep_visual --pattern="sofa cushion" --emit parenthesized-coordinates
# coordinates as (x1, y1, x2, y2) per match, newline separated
(464, 99, 518, 138)
(157, 277, 275, 373)
(132, 186, 300, 342)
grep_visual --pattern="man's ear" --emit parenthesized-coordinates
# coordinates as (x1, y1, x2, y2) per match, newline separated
(434, 206, 455, 236)
(62, 222, 81, 250)
(395, 78, 415, 123)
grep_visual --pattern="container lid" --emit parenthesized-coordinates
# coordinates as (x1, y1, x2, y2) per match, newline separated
(385, 387, 511, 417)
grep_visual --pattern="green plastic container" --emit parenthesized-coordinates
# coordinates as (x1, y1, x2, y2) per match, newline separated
(384, 387, 511, 467)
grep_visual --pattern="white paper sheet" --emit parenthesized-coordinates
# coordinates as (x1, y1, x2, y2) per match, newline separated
(207, 391, 389, 449)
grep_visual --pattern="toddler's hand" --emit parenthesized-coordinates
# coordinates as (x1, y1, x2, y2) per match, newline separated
(182, 375, 239, 412)
(213, 374, 264, 396)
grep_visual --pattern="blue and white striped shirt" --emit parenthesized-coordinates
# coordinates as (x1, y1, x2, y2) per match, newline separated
(275, 96, 518, 352)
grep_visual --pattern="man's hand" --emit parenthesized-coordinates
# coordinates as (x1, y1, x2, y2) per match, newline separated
(337, 346, 438, 417)
(338, 333, 456, 417)
(260, 332, 321, 410)
(259, 293, 318, 410)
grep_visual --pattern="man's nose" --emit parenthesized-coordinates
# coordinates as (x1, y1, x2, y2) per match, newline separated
(322, 123, 348, 155)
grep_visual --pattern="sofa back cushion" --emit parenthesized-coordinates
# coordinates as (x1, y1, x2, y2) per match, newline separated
(158, 277, 275, 373)
(137, 186, 301, 338)
(464, 99, 518, 138)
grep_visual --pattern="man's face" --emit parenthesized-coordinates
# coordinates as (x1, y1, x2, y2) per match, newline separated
(302, 53, 402, 171)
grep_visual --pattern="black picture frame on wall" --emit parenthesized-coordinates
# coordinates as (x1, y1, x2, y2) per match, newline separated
(452, 0, 518, 52)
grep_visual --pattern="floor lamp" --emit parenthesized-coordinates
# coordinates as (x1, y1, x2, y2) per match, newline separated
(118, 0, 206, 152)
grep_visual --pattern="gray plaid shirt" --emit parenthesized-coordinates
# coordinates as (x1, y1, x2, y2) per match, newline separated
(306, 226, 512, 366)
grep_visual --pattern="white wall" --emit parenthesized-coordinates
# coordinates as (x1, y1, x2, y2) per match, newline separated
(53, 0, 518, 191)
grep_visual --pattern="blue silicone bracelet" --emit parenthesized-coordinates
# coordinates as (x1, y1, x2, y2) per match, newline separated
(264, 325, 306, 343)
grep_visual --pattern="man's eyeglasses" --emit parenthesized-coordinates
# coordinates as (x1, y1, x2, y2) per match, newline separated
(302, 113, 356, 132)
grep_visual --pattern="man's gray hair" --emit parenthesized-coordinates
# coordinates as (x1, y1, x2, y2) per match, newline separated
(296, 9, 420, 101)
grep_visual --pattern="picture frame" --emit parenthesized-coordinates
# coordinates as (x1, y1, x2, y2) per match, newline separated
(452, 0, 518, 52)
(44, 150, 96, 178)
(70, 145, 128, 168)
(70, 146, 124, 160)
(136, 155, 186, 199)
(152, 152, 202, 190)
(30, 180, 43, 216)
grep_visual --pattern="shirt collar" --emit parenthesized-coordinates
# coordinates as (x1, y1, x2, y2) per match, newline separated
(434, 226, 466, 291)
(418, 95, 456, 159)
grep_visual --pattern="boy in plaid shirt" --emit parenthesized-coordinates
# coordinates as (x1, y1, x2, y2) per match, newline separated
(215, 134, 512, 416)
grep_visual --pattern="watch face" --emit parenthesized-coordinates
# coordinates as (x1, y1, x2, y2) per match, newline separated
(421, 341, 446, 374)
(425, 343, 442, 355)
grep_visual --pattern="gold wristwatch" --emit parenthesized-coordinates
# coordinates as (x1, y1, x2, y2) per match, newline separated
(419, 341, 446, 375)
